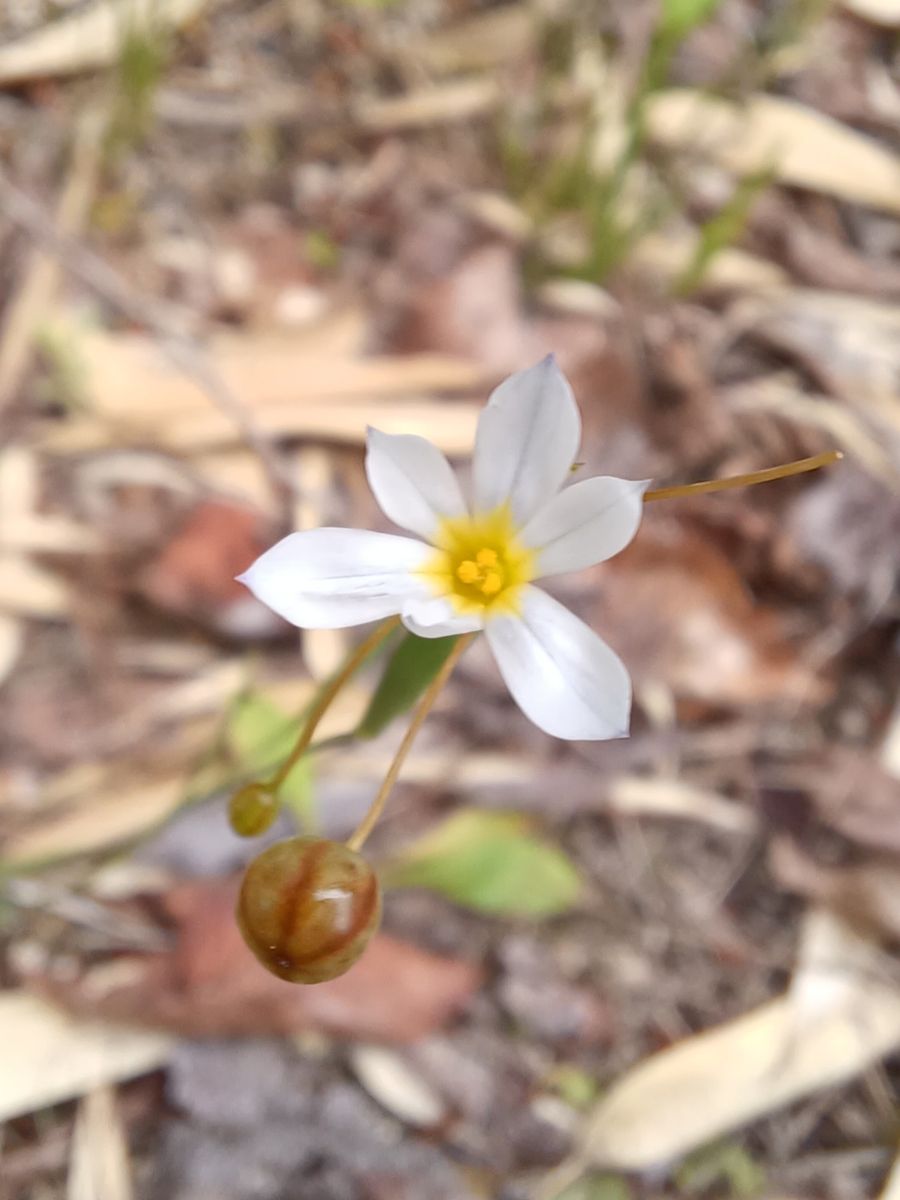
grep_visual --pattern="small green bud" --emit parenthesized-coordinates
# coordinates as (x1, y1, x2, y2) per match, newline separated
(228, 781, 279, 837)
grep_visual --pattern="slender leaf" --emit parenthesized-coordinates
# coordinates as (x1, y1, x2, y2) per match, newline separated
(660, 0, 723, 40)
(357, 633, 459, 739)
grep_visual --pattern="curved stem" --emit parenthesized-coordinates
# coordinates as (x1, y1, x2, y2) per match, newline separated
(267, 617, 399, 793)
(644, 450, 842, 504)
(346, 633, 474, 853)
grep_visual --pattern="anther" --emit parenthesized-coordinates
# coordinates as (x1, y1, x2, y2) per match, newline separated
(457, 560, 480, 584)
(480, 571, 502, 595)
(476, 548, 498, 568)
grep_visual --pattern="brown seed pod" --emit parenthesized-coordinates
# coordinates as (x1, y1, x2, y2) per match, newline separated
(236, 836, 382, 984)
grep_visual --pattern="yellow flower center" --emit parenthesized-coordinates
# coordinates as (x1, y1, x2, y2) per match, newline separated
(421, 506, 536, 616)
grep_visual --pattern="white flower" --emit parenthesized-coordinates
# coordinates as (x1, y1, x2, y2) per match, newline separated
(238, 356, 648, 740)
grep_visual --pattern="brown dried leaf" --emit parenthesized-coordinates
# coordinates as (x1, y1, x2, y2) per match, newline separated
(647, 91, 900, 215)
(800, 747, 900, 854)
(592, 519, 827, 708)
(0, 0, 215, 84)
(0, 991, 171, 1123)
(42, 326, 485, 455)
(770, 836, 900, 945)
(29, 878, 481, 1043)
(135, 499, 279, 637)
(552, 910, 900, 1177)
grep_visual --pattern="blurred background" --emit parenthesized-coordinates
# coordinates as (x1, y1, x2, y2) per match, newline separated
(1, 1, 900, 1197)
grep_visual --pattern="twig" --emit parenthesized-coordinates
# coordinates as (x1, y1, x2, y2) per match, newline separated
(0, 164, 296, 524)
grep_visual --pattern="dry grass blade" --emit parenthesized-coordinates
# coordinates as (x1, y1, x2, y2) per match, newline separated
(605, 776, 757, 834)
(0, 991, 171, 1122)
(0, 106, 106, 412)
(357, 79, 500, 132)
(0, 0, 215, 84)
(647, 91, 900, 215)
(411, 4, 534, 73)
(38, 327, 484, 455)
(67, 1085, 134, 1200)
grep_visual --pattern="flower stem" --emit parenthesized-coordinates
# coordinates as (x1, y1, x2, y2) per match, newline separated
(346, 633, 474, 853)
(643, 450, 842, 504)
(267, 617, 400, 794)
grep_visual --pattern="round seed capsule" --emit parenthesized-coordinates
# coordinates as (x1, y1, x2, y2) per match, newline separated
(228, 782, 279, 837)
(236, 836, 381, 984)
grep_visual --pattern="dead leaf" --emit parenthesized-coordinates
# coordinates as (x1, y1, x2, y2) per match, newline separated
(606, 776, 756, 834)
(744, 290, 900, 413)
(356, 79, 500, 132)
(0, 990, 171, 1123)
(591, 519, 827, 708)
(28, 877, 481, 1043)
(841, 0, 900, 25)
(0, 0, 215, 85)
(880, 1148, 900, 1200)
(0, 553, 69, 618)
(647, 91, 900, 215)
(558, 910, 900, 1173)
(770, 836, 900, 945)
(135, 499, 279, 637)
(350, 1045, 447, 1128)
(3, 777, 187, 868)
(794, 747, 900, 854)
(412, 5, 534, 73)
(41, 326, 484, 455)
(0, 613, 23, 686)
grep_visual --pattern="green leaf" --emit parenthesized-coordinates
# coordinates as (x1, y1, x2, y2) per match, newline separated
(675, 166, 775, 295)
(226, 692, 297, 773)
(659, 0, 723, 39)
(558, 1176, 632, 1200)
(384, 809, 582, 917)
(226, 692, 316, 828)
(356, 633, 459, 739)
(676, 1139, 766, 1198)
(547, 1064, 600, 1110)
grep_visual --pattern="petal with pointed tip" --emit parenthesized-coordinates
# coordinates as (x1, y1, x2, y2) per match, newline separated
(486, 586, 631, 740)
(521, 476, 649, 577)
(238, 528, 430, 629)
(472, 355, 581, 525)
(366, 428, 467, 540)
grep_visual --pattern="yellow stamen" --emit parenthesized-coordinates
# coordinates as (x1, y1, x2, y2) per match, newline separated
(457, 560, 480, 584)
(424, 505, 537, 616)
(644, 451, 842, 504)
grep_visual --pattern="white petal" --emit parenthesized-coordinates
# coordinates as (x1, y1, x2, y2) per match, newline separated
(401, 595, 484, 639)
(520, 476, 649, 578)
(472, 355, 581, 525)
(366, 428, 467, 540)
(485, 586, 631, 740)
(237, 528, 430, 629)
